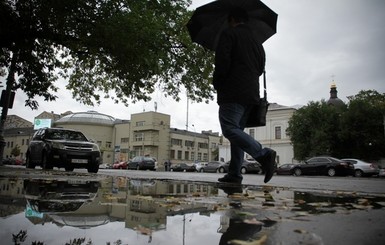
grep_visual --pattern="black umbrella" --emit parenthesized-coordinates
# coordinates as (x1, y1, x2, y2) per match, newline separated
(186, 0, 277, 51)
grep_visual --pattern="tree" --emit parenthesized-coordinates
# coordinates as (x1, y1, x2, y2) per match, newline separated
(0, 0, 215, 162)
(339, 90, 385, 160)
(11, 145, 21, 157)
(287, 100, 346, 161)
(287, 90, 385, 162)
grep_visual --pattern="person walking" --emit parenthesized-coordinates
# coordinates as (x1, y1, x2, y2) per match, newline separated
(213, 7, 276, 184)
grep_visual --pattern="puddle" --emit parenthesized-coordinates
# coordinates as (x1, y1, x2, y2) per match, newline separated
(0, 176, 384, 245)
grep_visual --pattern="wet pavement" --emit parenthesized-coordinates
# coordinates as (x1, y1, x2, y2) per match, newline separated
(0, 166, 385, 245)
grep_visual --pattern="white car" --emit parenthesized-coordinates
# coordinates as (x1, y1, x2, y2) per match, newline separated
(341, 158, 380, 177)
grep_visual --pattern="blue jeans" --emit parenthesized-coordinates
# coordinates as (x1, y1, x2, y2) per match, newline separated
(219, 103, 268, 179)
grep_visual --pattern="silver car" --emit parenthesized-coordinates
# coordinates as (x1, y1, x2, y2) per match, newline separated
(341, 158, 380, 177)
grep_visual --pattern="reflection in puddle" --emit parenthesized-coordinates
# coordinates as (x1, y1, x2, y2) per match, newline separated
(0, 176, 384, 244)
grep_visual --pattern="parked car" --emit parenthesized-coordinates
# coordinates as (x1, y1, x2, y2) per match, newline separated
(25, 127, 101, 173)
(113, 161, 128, 169)
(170, 163, 196, 172)
(193, 162, 208, 172)
(291, 156, 354, 177)
(276, 163, 296, 175)
(1, 157, 24, 165)
(341, 158, 380, 177)
(127, 156, 157, 171)
(201, 161, 227, 173)
(379, 168, 385, 178)
(219, 160, 262, 174)
(99, 163, 112, 169)
(240, 160, 262, 174)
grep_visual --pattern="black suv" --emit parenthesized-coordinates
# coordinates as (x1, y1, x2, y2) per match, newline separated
(26, 128, 101, 173)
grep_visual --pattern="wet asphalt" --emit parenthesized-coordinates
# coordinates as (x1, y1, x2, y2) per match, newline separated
(0, 165, 384, 245)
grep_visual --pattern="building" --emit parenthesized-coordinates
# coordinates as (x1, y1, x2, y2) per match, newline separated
(327, 82, 345, 107)
(3, 110, 221, 170)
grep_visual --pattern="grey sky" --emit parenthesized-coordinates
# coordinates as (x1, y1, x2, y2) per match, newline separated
(10, 0, 385, 133)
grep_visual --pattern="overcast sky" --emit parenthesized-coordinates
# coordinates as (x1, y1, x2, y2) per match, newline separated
(8, 0, 385, 133)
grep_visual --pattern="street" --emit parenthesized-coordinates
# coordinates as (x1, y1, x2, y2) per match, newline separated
(0, 166, 384, 245)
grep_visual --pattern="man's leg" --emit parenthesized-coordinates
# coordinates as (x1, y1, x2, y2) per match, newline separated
(219, 103, 276, 183)
(219, 103, 267, 160)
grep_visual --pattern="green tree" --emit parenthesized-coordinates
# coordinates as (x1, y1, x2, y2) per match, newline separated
(287, 100, 345, 161)
(0, 0, 215, 162)
(11, 145, 21, 157)
(1, 0, 213, 108)
(339, 90, 385, 160)
(287, 90, 385, 162)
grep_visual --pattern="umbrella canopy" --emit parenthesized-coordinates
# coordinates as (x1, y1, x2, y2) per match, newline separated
(186, 0, 277, 51)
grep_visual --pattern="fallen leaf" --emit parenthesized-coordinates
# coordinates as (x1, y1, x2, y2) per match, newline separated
(229, 234, 267, 245)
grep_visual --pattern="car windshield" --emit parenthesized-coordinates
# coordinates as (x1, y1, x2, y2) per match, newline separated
(46, 130, 88, 141)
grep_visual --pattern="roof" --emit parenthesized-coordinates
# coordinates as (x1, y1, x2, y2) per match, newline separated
(55, 111, 116, 126)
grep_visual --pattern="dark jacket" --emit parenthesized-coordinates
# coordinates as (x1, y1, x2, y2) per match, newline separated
(213, 24, 265, 105)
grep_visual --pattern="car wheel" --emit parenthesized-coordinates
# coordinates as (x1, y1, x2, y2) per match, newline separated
(170, 169, 174, 172)
(327, 168, 336, 177)
(136, 165, 140, 170)
(65, 166, 74, 171)
(293, 168, 302, 176)
(88, 164, 99, 173)
(25, 155, 35, 169)
(200, 169, 204, 172)
(218, 167, 225, 173)
(240, 167, 247, 174)
(354, 169, 363, 177)
(41, 154, 53, 170)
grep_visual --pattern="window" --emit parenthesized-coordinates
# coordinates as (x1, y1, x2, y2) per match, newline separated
(197, 152, 202, 161)
(185, 140, 194, 147)
(22, 139, 25, 145)
(249, 128, 255, 139)
(136, 121, 145, 126)
(105, 141, 112, 148)
(198, 142, 208, 149)
(211, 142, 217, 149)
(170, 150, 175, 159)
(275, 126, 281, 139)
(185, 151, 189, 160)
(177, 150, 182, 160)
(203, 153, 208, 161)
(190, 152, 195, 161)
(135, 133, 144, 141)
(121, 137, 129, 143)
(171, 138, 182, 146)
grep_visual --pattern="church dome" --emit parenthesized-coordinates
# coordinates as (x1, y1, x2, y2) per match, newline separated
(55, 111, 116, 126)
(327, 82, 345, 107)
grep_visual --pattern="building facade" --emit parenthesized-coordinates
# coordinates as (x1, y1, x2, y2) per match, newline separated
(4, 110, 221, 169)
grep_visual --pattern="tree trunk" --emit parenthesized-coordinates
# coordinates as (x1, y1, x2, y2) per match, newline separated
(0, 51, 18, 165)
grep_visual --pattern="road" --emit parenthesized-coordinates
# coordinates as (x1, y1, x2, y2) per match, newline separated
(1, 166, 384, 245)
(100, 167, 385, 194)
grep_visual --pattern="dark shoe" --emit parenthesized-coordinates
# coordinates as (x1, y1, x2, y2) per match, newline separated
(218, 174, 242, 184)
(262, 150, 276, 183)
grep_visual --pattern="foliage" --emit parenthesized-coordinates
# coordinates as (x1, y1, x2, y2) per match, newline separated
(0, 0, 215, 109)
(11, 145, 21, 157)
(287, 90, 385, 161)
